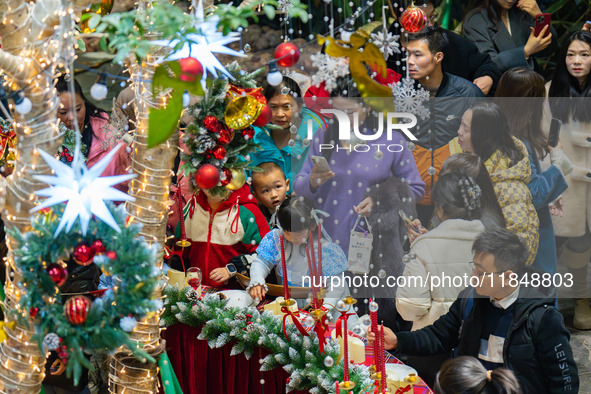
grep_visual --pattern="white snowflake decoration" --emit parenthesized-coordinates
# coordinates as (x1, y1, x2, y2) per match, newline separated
(30, 144, 136, 237)
(278, 0, 290, 14)
(310, 53, 350, 93)
(150, 0, 246, 85)
(391, 77, 431, 120)
(370, 30, 401, 59)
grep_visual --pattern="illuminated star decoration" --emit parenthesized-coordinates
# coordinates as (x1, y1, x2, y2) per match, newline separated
(151, 0, 246, 84)
(30, 144, 135, 237)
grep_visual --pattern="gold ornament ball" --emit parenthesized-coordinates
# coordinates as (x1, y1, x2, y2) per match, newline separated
(226, 169, 246, 190)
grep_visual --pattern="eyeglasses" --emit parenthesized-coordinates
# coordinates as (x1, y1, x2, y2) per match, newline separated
(469, 261, 507, 277)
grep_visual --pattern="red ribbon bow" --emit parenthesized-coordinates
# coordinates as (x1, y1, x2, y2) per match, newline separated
(335, 312, 356, 339)
(281, 306, 309, 340)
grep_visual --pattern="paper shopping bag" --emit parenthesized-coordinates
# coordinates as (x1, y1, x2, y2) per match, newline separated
(347, 215, 373, 274)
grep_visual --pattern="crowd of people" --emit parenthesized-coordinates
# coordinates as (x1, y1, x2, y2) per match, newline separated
(29, 0, 591, 393)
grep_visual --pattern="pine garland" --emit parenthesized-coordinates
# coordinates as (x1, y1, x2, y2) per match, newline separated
(8, 203, 162, 385)
(162, 286, 374, 393)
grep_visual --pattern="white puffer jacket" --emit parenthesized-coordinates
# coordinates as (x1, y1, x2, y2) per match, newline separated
(396, 218, 485, 330)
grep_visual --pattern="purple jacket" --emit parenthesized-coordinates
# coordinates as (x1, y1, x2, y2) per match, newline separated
(293, 129, 425, 254)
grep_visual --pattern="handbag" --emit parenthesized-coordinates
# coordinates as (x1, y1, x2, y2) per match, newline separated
(347, 215, 373, 274)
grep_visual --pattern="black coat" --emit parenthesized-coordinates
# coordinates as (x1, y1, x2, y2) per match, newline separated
(396, 276, 579, 393)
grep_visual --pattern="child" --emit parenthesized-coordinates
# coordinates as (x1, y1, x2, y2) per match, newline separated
(251, 162, 290, 227)
(247, 196, 350, 322)
(434, 356, 522, 394)
(175, 184, 270, 287)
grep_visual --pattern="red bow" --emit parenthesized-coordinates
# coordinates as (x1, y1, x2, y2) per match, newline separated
(228, 85, 267, 105)
(370, 64, 402, 86)
(335, 312, 356, 339)
(313, 312, 329, 354)
(281, 306, 309, 340)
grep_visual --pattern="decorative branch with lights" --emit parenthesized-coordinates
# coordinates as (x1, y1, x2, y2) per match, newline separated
(162, 287, 374, 394)
(0, 0, 103, 391)
(7, 203, 161, 386)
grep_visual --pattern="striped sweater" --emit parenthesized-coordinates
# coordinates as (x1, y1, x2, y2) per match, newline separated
(176, 185, 270, 286)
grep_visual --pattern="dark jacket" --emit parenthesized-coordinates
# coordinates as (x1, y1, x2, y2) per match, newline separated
(463, 6, 557, 73)
(411, 73, 483, 204)
(396, 277, 579, 393)
(387, 28, 501, 95)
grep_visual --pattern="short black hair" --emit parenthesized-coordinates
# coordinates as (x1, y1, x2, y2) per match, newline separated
(251, 162, 286, 186)
(472, 228, 528, 272)
(406, 26, 448, 54)
(263, 76, 302, 101)
(277, 195, 315, 233)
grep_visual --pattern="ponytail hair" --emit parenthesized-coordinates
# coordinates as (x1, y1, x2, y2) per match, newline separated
(434, 356, 522, 394)
(431, 173, 481, 221)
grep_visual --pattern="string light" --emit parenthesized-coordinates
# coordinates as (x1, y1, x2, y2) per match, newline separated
(90, 73, 108, 100)
(266, 62, 283, 86)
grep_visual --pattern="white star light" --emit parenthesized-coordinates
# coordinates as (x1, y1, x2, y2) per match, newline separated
(151, 0, 246, 82)
(30, 144, 136, 237)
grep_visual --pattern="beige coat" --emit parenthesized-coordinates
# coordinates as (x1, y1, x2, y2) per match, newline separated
(543, 82, 591, 237)
(396, 218, 485, 330)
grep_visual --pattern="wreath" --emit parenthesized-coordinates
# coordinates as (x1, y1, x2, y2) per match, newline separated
(8, 203, 162, 385)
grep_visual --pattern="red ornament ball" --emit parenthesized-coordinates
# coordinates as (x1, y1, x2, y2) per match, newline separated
(400, 5, 427, 33)
(29, 307, 39, 318)
(274, 42, 300, 67)
(91, 239, 106, 255)
(65, 296, 91, 325)
(203, 116, 221, 133)
(220, 168, 233, 186)
(194, 164, 220, 189)
(212, 145, 227, 160)
(47, 263, 68, 287)
(241, 127, 255, 140)
(253, 105, 273, 127)
(218, 129, 233, 145)
(106, 251, 118, 260)
(73, 243, 95, 266)
(178, 57, 203, 82)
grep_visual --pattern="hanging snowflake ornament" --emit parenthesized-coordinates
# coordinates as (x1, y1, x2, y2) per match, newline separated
(30, 144, 135, 237)
(370, 30, 401, 59)
(310, 53, 350, 93)
(150, 0, 246, 85)
(391, 77, 431, 120)
(278, 0, 290, 14)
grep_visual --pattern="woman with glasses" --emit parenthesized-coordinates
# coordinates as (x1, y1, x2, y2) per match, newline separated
(396, 172, 484, 386)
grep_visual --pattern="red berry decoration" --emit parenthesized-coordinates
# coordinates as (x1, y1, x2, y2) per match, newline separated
(65, 296, 91, 325)
(73, 242, 95, 266)
(220, 168, 232, 186)
(253, 105, 273, 127)
(400, 5, 427, 33)
(47, 263, 68, 287)
(29, 307, 39, 318)
(91, 239, 106, 255)
(212, 145, 226, 160)
(218, 129, 233, 145)
(194, 164, 220, 189)
(274, 42, 300, 67)
(203, 116, 221, 133)
(178, 57, 203, 82)
(241, 127, 255, 140)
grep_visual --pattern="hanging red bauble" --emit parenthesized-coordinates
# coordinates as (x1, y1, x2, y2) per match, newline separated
(212, 145, 226, 160)
(253, 105, 273, 127)
(203, 116, 221, 133)
(65, 296, 91, 325)
(241, 127, 255, 140)
(220, 168, 233, 186)
(194, 164, 220, 189)
(178, 57, 203, 82)
(91, 239, 106, 255)
(106, 251, 118, 260)
(73, 243, 95, 266)
(400, 5, 427, 33)
(274, 42, 300, 67)
(218, 129, 233, 145)
(47, 263, 68, 287)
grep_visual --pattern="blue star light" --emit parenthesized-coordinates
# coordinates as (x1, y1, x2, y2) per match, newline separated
(30, 144, 135, 237)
